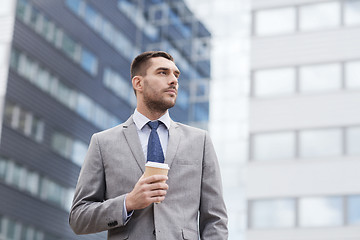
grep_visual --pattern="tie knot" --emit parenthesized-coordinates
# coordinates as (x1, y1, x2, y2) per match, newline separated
(147, 121, 160, 130)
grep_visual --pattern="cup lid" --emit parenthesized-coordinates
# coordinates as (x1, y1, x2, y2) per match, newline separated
(145, 161, 169, 169)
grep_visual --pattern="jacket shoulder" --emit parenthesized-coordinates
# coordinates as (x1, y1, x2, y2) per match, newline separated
(173, 122, 208, 137)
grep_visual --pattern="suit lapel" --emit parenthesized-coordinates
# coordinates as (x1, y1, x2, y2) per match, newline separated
(122, 116, 146, 173)
(165, 120, 181, 168)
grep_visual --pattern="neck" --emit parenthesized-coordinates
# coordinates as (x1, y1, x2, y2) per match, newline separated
(137, 105, 167, 121)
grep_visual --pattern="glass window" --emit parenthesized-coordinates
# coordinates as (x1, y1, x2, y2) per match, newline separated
(42, 17, 55, 43)
(23, 113, 33, 136)
(51, 132, 72, 159)
(300, 2, 340, 31)
(31, 117, 44, 143)
(193, 102, 209, 122)
(11, 106, 20, 129)
(66, 0, 134, 60)
(148, 1, 166, 19)
(346, 126, 360, 155)
(6, 218, 18, 240)
(68, 90, 78, 110)
(66, 0, 81, 14)
(72, 141, 87, 166)
(250, 199, 295, 228)
(76, 93, 93, 120)
(299, 197, 343, 227)
(193, 38, 210, 59)
(346, 61, 360, 89)
(102, 21, 114, 43)
(255, 7, 296, 36)
(18, 110, 28, 135)
(299, 128, 342, 158)
(25, 170, 40, 196)
(252, 132, 295, 161)
(300, 63, 341, 93)
(56, 82, 72, 108)
(103, 68, 131, 102)
(34, 231, 44, 240)
(169, 48, 190, 72)
(54, 27, 63, 49)
(21, 225, 35, 240)
(10, 47, 20, 70)
(29, 7, 41, 29)
(345, 0, 360, 25)
(144, 23, 159, 41)
(177, 90, 189, 110)
(16, 0, 28, 21)
(7, 162, 24, 189)
(84, 5, 98, 29)
(0, 157, 7, 180)
(4, 101, 15, 126)
(195, 82, 208, 98)
(28, 59, 39, 84)
(18, 54, 30, 78)
(169, 9, 191, 38)
(94, 106, 107, 130)
(62, 33, 77, 60)
(348, 195, 360, 225)
(37, 67, 51, 92)
(253, 68, 296, 97)
(81, 49, 98, 75)
(41, 178, 63, 206)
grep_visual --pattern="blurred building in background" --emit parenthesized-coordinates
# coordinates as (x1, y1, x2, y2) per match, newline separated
(247, 0, 360, 240)
(187, 0, 360, 239)
(0, 0, 211, 239)
(184, 0, 251, 239)
(1, 0, 360, 240)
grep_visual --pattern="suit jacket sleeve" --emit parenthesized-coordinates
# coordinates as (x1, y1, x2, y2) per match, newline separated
(199, 132, 228, 239)
(69, 133, 127, 235)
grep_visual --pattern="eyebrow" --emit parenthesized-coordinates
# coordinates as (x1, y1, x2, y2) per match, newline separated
(156, 67, 181, 77)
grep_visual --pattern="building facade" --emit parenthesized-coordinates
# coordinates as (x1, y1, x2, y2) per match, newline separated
(184, 0, 251, 239)
(0, 0, 211, 239)
(247, 0, 360, 239)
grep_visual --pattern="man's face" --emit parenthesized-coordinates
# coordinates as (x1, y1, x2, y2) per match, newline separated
(141, 57, 180, 112)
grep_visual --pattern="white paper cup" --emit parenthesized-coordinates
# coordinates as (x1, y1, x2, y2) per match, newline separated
(144, 162, 169, 180)
(144, 162, 169, 203)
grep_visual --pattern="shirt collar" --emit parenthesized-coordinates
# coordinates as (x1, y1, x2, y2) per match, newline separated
(133, 109, 171, 130)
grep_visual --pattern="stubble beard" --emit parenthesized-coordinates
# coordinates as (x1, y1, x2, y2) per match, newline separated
(143, 89, 176, 113)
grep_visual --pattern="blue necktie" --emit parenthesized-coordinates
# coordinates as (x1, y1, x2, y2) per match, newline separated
(147, 121, 165, 163)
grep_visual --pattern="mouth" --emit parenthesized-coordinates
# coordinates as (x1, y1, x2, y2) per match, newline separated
(165, 88, 177, 95)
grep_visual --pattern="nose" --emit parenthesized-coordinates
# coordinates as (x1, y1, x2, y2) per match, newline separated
(169, 74, 178, 87)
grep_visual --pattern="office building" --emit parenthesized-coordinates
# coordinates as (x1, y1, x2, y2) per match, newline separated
(184, 0, 251, 239)
(247, 0, 360, 239)
(0, 0, 211, 239)
(186, 0, 360, 239)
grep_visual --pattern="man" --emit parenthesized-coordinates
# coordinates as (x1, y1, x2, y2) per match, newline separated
(69, 51, 228, 239)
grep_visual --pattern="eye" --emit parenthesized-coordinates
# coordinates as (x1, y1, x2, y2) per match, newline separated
(159, 71, 167, 75)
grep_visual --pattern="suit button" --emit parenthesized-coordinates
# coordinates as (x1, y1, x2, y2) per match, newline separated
(107, 221, 118, 227)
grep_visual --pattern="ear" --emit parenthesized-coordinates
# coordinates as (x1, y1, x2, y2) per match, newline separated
(132, 76, 143, 94)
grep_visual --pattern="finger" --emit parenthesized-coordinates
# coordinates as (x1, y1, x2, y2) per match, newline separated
(143, 175, 168, 183)
(152, 196, 166, 203)
(148, 182, 168, 191)
(149, 189, 167, 198)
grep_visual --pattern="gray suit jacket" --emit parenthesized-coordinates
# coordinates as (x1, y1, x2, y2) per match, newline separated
(69, 116, 228, 239)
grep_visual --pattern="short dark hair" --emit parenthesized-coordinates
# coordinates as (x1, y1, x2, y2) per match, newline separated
(130, 51, 174, 80)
